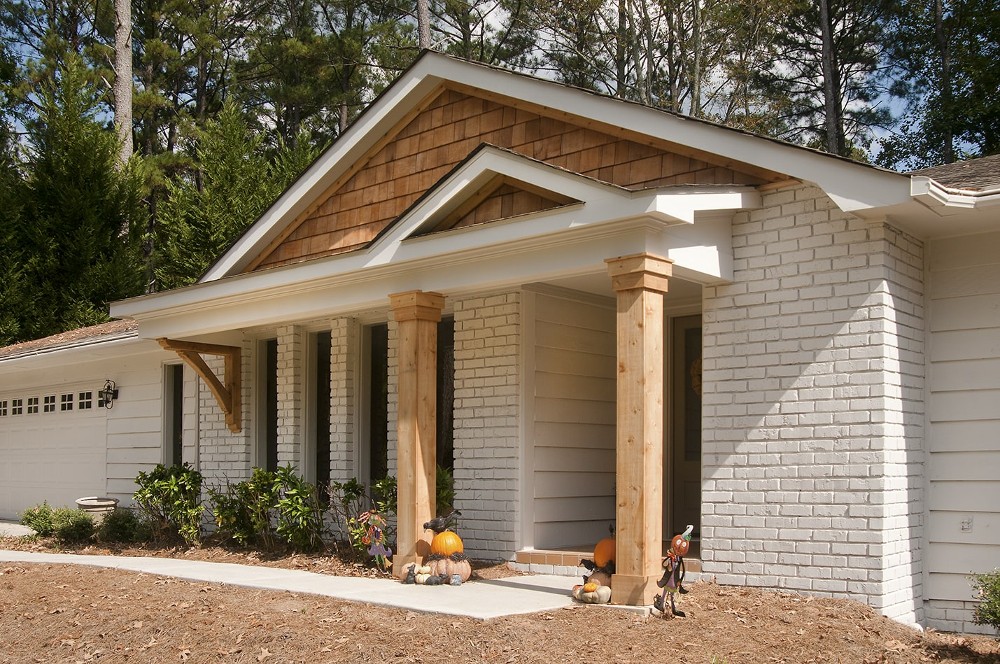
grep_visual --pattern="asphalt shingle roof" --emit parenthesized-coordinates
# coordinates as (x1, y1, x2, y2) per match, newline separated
(0, 319, 138, 361)
(910, 154, 1000, 191)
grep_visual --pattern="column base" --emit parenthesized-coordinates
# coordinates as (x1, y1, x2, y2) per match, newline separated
(610, 573, 661, 606)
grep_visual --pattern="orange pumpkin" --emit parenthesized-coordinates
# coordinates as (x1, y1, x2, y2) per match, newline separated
(593, 536, 616, 568)
(430, 530, 464, 557)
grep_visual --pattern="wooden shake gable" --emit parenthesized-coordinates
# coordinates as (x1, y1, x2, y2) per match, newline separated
(248, 87, 781, 272)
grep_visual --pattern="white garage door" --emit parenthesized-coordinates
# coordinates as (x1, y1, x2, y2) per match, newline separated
(0, 389, 107, 520)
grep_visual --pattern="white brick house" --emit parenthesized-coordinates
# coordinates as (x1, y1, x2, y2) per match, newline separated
(2, 52, 998, 632)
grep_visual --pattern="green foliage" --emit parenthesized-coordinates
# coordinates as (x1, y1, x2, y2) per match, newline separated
(0, 53, 145, 344)
(327, 477, 370, 554)
(273, 466, 325, 551)
(133, 463, 204, 545)
(20, 502, 55, 537)
(153, 101, 322, 289)
(209, 466, 325, 551)
(97, 508, 153, 544)
(50, 508, 95, 544)
(209, 468, 280, 548)
(436, 465, 455, 516)
(971, 569, 1000, 636)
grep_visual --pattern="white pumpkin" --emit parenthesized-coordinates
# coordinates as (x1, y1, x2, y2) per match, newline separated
(415, 573, 431, 584)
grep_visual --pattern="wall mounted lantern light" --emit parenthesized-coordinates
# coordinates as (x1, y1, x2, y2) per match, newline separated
(100, 379, 119, 409)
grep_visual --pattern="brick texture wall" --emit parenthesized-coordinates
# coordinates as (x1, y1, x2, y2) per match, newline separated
(701, 184, 925, 624)
(329, 317, 357, 483)
(452, 291, 521, 559)
(198, 336, 254, 489)
(276, 326, 303, 470)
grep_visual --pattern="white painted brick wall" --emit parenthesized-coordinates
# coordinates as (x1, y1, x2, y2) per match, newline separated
(452, 291, 521, 559)
(701, 185, 924, 624)
(276, 326, 303, 470)
(198, 336, 253, 490)
(329, 317, 357, 483)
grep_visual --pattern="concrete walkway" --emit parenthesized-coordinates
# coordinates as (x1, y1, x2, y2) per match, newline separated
(0, 549, 578, 619)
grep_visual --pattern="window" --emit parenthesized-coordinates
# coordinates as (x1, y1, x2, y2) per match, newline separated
(436, 317, 455, 472)
(366, 323, 389, 485)
(11, 398, 22, 415)
(164, 365, 185, 466)
(78, 392, 93, 409)
(27, 397, 39, 414)
(0, 400, 6, 416)
(43, 395, 56, 413)
(258, 338, 279, 472)
(313, 331, 332, 496)
(60, 394, 73, 411)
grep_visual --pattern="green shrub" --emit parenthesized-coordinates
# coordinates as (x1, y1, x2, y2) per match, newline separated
(51, 508, 94, 543)
(209, 466, 324, 551)
(274, 466, 325, 551)
(20, 502, 55, 537)
(971, 568, 1000, 636)
(133, 463, 204, 545)
(97, 508, 152, 544)
(210, 468, 279, 548)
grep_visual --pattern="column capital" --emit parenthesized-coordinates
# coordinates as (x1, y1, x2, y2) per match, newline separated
(389, 290, 445, 322)
(605, 253, 673, 293)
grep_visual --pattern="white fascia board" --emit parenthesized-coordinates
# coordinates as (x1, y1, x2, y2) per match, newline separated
(911, 176, 1000, 214)
(114, 203, 740, 340)
(0, 336, 161, 374)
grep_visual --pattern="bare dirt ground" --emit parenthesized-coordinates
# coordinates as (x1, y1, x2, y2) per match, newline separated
(1, 537, 998, 664)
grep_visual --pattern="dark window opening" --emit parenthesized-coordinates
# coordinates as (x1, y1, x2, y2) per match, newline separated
(368, 324, 389, 485)
(166, 364, 184, 466)
(314, 331, 332, 498)
(264, 338, 279, 472)
(436, 317, 455, 472)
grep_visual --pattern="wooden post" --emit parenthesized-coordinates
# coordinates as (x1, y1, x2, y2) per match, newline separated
(389, 290, 445, 578)
(605, 253, 672, 606)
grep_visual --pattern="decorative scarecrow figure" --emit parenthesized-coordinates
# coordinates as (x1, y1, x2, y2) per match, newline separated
(654, 525, 693, 617)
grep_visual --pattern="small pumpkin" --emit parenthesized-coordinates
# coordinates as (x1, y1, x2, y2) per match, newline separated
(593, 536, 616, 568)
(572, 583, 612, 604)
(427, 553, 472, 582)
(583, 581, 599, 593)
(430, 530, 464, 557)
(415, 573, 431, 584)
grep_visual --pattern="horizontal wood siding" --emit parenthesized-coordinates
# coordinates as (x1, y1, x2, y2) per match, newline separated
(253, 89, 768, 270)
(926, 231, 1000, 606)
(532, 290, 616, 549)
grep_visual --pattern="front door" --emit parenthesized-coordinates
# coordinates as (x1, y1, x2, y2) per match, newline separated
(667, 315, 702, 543)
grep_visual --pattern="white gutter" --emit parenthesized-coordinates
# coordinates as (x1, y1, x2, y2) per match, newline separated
(911, 176, 1000, 213)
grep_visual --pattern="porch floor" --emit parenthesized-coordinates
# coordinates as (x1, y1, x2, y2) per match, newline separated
(515, 542, 702, 573)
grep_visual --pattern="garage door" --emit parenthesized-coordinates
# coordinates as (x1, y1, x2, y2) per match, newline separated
(0, 388, 107, 520)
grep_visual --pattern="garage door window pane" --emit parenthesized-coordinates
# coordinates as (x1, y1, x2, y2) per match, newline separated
(0, 401, 6, 416)
(61, 394, 73, 411)
(78, 392, 93, 409)
(44, 395, 56, 413)
(27, 397, 38, 414)
(11, 399, 22, 415)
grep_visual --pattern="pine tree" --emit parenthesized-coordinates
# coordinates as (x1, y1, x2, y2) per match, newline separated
(879, 0, 1000, 169)
(154, 101, 321, 289)
(9, 55, 145, 342)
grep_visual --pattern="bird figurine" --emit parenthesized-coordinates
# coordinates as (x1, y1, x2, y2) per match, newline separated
(423, 509, 461, 534)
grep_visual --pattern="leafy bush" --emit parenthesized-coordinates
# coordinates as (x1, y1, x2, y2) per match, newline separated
(971, 568, 1000, 636)
(133, 463, 204, 545)
(210, 468, 279, 548)
(209, 466, 324, 551)
(20, 502, 55, 537)
(274, 466, 325, 551)
(97, 508, 152, 544)
(327, 477, 369, 554)
(51, 508, 94, 543)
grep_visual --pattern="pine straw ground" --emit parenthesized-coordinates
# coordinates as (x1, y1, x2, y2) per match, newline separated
(1, 537, 998, 664)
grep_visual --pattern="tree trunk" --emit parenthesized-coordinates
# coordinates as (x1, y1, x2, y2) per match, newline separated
(935, 0, 954, 163)
(113, 0, 132, 166)
(417, 0, 430, 48)
(818, 0, 844, 155)
(691, 0, 701, 117)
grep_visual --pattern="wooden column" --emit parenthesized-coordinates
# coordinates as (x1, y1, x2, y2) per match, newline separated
(605, 253, 672, 606)
(389, 290, 445, 578)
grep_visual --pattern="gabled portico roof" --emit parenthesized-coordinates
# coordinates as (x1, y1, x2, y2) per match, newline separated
(200, 51, 913, 283)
